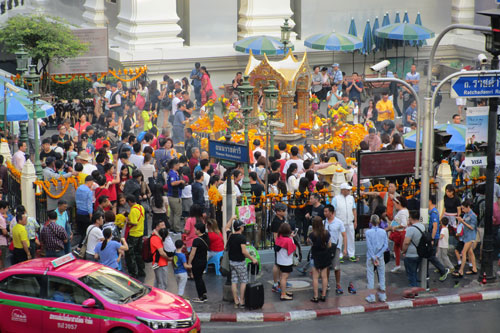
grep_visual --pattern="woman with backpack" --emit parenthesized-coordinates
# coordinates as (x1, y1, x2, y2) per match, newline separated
(308, 216, 332, 302)
(187, 223, 210, 303)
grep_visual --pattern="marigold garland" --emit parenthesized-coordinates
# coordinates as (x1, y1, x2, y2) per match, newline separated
(34, 177, 78, 199)
(108, 68, 145, 82)
(82, 73, 107, 82)
(50, 75, 76, 84)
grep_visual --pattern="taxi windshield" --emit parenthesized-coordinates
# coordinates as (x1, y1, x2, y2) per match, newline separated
(79, 267, 149, 304)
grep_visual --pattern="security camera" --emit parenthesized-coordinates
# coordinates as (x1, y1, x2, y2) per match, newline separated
(5, 82, 20, 93)
(370, 60, 391, 72)
(477, 53, 488, 64)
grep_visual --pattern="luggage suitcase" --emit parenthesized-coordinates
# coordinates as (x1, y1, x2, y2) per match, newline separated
(245, 263, 264, 310)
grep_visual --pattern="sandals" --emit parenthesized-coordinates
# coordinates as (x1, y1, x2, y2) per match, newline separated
(280, 294, 293, 301)
(452, 271, 464, 278)
(319, 295, 326, 302)
(465, 270, 478, 275)
(286, 292, 293, 297)
(310, 297, 319, 303)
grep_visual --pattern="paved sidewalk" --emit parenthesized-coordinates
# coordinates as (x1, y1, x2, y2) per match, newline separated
(144, 256, 500, 323)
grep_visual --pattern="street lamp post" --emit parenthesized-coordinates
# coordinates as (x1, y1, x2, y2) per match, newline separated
(264, 80, 279, 156)
(25, 65, 42, 179)
(238, 75, 254, 201)
(15, 44, 29, 153)
(280, 19, 292, 53)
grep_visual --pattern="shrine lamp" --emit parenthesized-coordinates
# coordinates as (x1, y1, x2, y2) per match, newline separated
(15, 43, 29, 75)
(281, 19, 292, 52)
(238, 75, 254, 114)
(25, 65, 40, 97)
(264, 80, 279, 117)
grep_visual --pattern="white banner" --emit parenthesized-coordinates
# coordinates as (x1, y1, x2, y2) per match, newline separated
(464, 106, 488, 167)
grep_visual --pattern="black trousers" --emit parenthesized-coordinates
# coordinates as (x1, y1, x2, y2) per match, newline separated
(125, 235, 145, 278)
(12, 248, 27, 265)
(192, 262, 207, 298)
(76, 214, 91, 238)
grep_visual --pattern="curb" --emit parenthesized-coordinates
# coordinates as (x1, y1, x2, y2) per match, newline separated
(198, 289, 500, 323)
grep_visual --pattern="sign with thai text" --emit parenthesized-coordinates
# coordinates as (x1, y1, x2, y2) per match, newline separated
(209, 140, 249, 164)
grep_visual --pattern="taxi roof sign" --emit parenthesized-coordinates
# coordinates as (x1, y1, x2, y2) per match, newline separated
(51, 253, 76, 268)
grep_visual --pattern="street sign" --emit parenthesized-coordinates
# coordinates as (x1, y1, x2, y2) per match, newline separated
(451, 75, 500, 98)
(269, 120, 285, 128)
(209, 140, 249, 164)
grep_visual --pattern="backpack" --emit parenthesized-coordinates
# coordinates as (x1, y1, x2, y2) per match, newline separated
(142, 235, 159, 263)
(472, 197, 485, 227)
(411, 225, 434, 259)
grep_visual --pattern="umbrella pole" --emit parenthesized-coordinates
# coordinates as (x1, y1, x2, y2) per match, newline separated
(364, 55, 367, 75)
(403, 44, 406, 75)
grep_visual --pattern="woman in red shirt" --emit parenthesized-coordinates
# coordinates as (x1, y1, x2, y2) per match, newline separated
(74, 114, 90, 137)
(103, 163, 119, 210)
(207, 219, 224, 256)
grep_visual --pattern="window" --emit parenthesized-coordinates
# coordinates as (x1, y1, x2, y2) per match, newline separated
(0, 275, 42, 298)
(47, 276, 92, 305)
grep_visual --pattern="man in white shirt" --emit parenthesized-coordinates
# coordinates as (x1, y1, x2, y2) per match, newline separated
(332, 183, 357, 262)
(200, 159, 211, 204)
(324, 204, 347, 294)
(171, 88, 182, 115)
(77, 151, 97, 175)
(129, 143, 144, 169)
(12, 141, 27, 171)
(252, 139, 266, 158)
(283, 146, 304, 174)
(84, 213, 104, 261)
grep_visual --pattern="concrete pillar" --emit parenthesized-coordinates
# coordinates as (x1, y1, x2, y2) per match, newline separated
(451, 0, 475, 34)
(436, 161, 453, 217)
(113, 0, 183, 52)
(220, 180, 237, 244)
(332, 169, 346, 197)
(238, 0, 296, 40)
(82, 0, 107, 27)
(0, 141, 11, 164)
(21, 160, 36, 220)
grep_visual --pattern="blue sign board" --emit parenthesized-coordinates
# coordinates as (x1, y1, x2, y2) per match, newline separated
(451, 75, 500, 98)
(209, 140, 249, 164)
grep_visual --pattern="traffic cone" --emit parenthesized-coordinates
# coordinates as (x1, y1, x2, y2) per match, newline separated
(482, 272, 487, 285)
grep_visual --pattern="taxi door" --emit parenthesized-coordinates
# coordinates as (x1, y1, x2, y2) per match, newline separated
(0, 274, 43, 333)
(41, 275, 101, 332)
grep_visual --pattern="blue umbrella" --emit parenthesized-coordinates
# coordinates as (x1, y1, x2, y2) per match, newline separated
(372, 17, 382, 53)
(381, 12, 392, 52)
(362, 20, 374, 75)
(304, 32, 362, 51)
(394, 12, 401, 23)
(348, 17, 358, 72)
(403, 11, 410, 23)
(233, 35, 294, 55)
(403, 124, 466, 152)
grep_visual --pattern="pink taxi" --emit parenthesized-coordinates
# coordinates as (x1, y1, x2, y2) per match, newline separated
(0, 254, 200, 332)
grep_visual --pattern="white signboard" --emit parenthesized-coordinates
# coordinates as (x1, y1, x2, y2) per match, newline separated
(49, 28, 108, 75)
(464, 106, 488, 167)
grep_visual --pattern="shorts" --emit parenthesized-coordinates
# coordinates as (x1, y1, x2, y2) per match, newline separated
(230, 260, 248, 284)
(278, 264, 293, 273)
(330, 248, 341, 271)
(456, 241, 464, 253)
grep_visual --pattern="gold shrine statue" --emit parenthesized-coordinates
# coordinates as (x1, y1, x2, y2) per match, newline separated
(244, 49, 311, 135)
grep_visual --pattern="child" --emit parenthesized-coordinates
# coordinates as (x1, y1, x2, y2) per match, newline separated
(174, 240, 191, 297)
(454, 218, 465, 270)
(365, 215, 388, 303)
(437, 217, 454, 270)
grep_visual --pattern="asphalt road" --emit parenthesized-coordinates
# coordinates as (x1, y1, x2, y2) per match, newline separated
(202, 299, 500, 333)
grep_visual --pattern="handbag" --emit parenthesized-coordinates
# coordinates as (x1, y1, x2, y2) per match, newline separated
(384, 250, 391, 264)
(74, 226, 95, 259)
(220, 235, 231, 277)
(237, 197, 256, 225)
(135, 93, 146, 110)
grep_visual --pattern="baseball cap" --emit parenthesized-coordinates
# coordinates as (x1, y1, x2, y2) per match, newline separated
(340, 182, 352, 190)
(275, 203, 287, 212)
(233, 219, 245, 231)
(332, 63, 339, 67)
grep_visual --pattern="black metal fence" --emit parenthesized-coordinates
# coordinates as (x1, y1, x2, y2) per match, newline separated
(7, 169, 21, 210)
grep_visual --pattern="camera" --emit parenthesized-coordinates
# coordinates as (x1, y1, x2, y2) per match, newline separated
(370, 60, 391, 72)
(477, 53, 488, 64)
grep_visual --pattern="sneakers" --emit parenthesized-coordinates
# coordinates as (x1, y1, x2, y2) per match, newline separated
(439, 268, 450, 282)
(391, 265, 402, 273)
(339, 257, 344, 264)
(335, 285, 344, 295)
(191, 297, 207, 303)
(348, 282, 356, 294)
(349, 257, 359, 263)
(377, 292, 387, 302)
(272, 283, 282, 293)
(365, 294, 376, 303)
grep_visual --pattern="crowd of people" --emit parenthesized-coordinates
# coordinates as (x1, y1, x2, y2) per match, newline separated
(0, 60, 499, 308)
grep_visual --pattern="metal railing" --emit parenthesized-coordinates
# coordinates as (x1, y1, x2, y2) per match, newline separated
(0, 0, 25, 15)
(7, 169, 21, 210)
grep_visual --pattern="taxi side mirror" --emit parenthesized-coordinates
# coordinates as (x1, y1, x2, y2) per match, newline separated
(82, 298, 96, 308)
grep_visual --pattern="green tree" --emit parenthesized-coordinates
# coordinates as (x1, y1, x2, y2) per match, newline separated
(0, 14, 88, 92)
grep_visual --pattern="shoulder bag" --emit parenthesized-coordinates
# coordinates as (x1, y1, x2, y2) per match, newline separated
(74, 226, 96, 259)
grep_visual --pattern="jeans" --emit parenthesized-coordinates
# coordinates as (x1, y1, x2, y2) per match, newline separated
(76, 214, 91, 238)
(126, 235, 145, 278)
(175, 272, 188, 296)
(168, 197, 183, 233)
(154, 265, 168, 290)
(428, 243, 446, 276)
(192, 262, 207, 298)
(404, 256, 421, 287)
(194, 85, 201, 108)
(366, 258, 386, 291)
(45, 249, 64, 258)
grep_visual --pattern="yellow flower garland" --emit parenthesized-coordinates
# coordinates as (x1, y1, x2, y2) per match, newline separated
(50, 75, 76, 84)
(34, 177, 78, 199)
